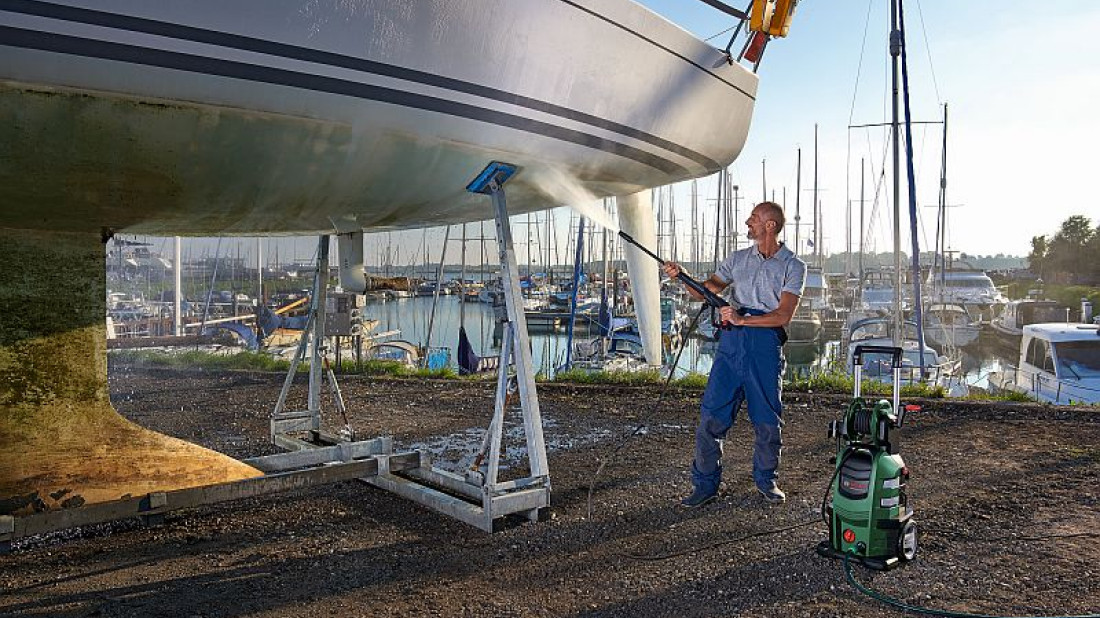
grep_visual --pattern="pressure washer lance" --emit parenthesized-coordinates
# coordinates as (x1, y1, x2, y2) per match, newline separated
(616, 231, 731, 322)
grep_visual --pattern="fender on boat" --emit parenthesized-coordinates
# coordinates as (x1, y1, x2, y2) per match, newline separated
(617, 191, 662, 367)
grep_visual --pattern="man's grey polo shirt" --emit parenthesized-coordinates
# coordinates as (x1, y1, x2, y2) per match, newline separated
(714, 243, 807, 312)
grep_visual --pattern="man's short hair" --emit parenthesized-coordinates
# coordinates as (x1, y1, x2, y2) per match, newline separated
(757, 201, 785, 236)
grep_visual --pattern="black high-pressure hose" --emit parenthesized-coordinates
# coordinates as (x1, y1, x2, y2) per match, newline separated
(584, 301, 709, 519)
(584, 233, 737, 518)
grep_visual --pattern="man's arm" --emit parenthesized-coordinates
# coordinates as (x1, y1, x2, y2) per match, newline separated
(661, 262, 727, 301)
(730, 292, 800, 328)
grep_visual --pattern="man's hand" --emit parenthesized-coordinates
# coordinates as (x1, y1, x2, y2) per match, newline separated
(718, 306, 744, 326)
(662, 262, 682, 279)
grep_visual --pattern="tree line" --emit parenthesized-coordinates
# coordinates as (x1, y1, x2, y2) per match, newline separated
(1028, 215, 1100, 284)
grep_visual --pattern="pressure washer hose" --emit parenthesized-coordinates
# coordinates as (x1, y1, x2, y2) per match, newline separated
(584, 302, 709, 519)
(842, 553, 1100, 618)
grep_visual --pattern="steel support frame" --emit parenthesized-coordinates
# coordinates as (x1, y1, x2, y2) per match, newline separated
(0, 443, 420, 551)
(270, 235, 331, 443)
(266, 170, 549, 533)
(366, 165, 551, 532)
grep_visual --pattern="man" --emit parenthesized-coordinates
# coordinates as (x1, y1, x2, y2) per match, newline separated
(663, 201, 806, 507)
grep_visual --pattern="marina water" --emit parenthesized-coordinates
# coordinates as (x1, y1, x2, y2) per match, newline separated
(369, 294, 1016, 388)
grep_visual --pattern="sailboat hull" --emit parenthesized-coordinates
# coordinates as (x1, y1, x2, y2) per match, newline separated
(0, 0, 758, 235)
(0, 0, 761, 517)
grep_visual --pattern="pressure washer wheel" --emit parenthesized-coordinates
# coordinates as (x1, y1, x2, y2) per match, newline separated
(898, 520, 918, 562)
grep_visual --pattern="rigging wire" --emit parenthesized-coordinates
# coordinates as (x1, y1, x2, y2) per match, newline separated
(704, 24, 737, 42)
(913, 0, 942, 105)
(846, 0, 878, 265)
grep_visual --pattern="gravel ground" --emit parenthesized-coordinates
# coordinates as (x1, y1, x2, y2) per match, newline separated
(2, 365, 1099, 618)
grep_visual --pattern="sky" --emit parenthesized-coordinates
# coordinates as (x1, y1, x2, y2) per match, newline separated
(641, 0, 1100, 260)
(143, 1, 1100, 269)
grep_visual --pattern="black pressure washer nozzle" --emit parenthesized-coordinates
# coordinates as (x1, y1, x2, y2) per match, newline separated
(617, 231, 730, 311)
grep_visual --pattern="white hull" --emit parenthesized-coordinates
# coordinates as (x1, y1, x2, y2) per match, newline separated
(924, 323, 980, 349)
(0, 0, 757, 235)
(989, 367, 1100, 405)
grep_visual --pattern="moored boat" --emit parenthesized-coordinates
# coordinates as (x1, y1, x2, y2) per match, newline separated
(988, 323, 1100, 405)
(987, 299, 1070, 348)
(923, 303, 980, 349)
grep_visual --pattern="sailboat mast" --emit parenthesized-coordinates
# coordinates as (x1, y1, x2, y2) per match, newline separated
(545, 209, 552, 284)
(460, 222, 467, 327)
(859, 158, 865, 284)
(174, 236, 182, 337)
(713, 170, 724, 267)
(725, 171, 734, 256)
(691, 180, 699, 270)
(255, 238, 262, 306)
(761, 159, 767, 203)
(795, 148, 801, 255)
(890, 0, 903, 347)
(899, 0, 928, 370)
(732, 183, 741, 252)
(813, 123, 819, 268)
(938, 103, 949, 292)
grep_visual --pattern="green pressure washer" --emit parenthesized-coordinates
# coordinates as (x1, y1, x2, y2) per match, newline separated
(818, 344, 919, 571)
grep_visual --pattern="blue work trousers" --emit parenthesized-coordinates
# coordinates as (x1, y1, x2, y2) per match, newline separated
(691, 308, 786, 494)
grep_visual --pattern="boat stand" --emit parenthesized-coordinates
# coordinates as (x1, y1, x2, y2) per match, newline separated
(268, 161, 549, 532)
(364, 162, 551, 531)
(269, 235, 355, 447)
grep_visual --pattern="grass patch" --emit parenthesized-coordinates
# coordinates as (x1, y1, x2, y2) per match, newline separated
(551, 368, 662, 386)
(959, 390, 1034, 403)
(786, 370, 946, 398)
(111, 349, 461, 379)
(671, 373, 709, 389)
(113, 350, 1052, 404)
(111, 349, 291, 372)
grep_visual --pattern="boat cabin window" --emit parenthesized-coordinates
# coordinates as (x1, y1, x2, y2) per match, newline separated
(1022, 304, 1068, 325)
(1025, 338, 1056, 373)
(945, 278, 994, 289)
(610, 337, 644, 357)
(1054, 341, 1100, 379)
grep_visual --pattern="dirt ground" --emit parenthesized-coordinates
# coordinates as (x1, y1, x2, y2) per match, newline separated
(2, 365, 1099, 618)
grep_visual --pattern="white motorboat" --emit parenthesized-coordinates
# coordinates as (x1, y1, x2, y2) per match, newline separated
(856, 269, 908, 316)
(988, 299, 1069, 344)
(988, 323, 1100, 405)
(803, 267, 830, 312)
(788, 297, 823, 344)
(926, 269, 1007, 323)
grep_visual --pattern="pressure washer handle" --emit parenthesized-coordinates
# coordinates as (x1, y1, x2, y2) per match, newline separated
(617, 231, 730, 311)
(852, 345, 904, 368)
(676, 271, 730, 311)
